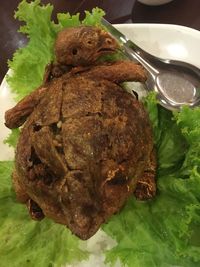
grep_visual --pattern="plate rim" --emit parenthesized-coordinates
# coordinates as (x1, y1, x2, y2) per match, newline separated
(115, 23, 200, 35)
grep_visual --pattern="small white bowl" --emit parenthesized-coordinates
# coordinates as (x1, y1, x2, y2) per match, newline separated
(137, 0, 174, 6)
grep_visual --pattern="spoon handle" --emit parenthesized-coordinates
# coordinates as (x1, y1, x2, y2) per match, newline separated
(123, 44, 159, 77)
(101, 18, 158, 76)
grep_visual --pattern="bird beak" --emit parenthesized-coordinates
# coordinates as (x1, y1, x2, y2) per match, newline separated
(96, 30, 119, 56)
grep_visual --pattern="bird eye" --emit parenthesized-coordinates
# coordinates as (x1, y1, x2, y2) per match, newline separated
(86, 39, 94, 47)
(72, 48, 78, 55)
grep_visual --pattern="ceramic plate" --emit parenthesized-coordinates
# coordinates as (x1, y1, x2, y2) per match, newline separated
(0, 24, 200, 266)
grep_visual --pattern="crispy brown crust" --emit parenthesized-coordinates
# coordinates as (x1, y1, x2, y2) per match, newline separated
(5, 26, 156, 240)
(5, 86, 47, 129)
(83, 61, 147, 83)
(134, 148, 157, 200)
(55, 26, 118, 66)
(13, 72, 155, 239)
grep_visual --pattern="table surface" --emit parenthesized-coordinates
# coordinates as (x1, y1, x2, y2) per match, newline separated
(0, 0, 200, 83)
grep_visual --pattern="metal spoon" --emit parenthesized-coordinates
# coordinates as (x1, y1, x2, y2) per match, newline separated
(101, 18, 200, 110)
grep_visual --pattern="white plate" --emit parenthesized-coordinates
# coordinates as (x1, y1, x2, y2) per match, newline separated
(117, 23, 200, 68)
(0, 23, 200, 267)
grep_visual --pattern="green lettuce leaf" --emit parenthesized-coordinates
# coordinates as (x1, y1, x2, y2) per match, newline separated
(57, 13, 81, 29)
(7, 0, 57, 101)
(82, 8, 105, 26)
(3, 129, 20, 148)
(0, 161, 88, 267)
